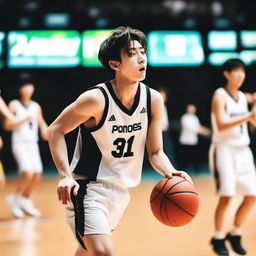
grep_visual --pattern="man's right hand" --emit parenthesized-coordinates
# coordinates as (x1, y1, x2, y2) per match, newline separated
(57, 176, 80, 205)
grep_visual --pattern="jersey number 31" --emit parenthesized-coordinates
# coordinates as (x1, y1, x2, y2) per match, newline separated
(111, 136, 135, 158)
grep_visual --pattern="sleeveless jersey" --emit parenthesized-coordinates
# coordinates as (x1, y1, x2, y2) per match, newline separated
(211, 87, 250, 147)
(11, 99, 39, 143)
(70, 81, 151, 188)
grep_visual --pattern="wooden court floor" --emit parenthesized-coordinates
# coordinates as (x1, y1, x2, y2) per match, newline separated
(0, 176, 256, 256)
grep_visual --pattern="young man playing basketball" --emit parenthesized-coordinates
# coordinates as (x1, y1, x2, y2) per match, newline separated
(5, 75, 48, 218)
(48, 26, 191, 256)
(210, 59, 256, 255)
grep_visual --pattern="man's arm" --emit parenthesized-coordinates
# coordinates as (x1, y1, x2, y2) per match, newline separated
(245, 92, 256, 104)
(146, 89, 191, 182)
(198, 125, 211, 137)
(3, 102, 32, 131)
(38, 105, 48, 141)
(47, 90, 105, 204)
(212, 93, 256, 131)
(0, 96, 15, 121)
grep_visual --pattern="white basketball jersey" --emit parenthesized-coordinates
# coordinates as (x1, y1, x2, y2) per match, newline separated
(11, 99, 39, 143)
(211, 87, 250, 147)
(70, 81, 151, 188)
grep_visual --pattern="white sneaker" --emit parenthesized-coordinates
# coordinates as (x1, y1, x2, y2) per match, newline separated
(19, 197, 41, 217)
(6, 194, 24, 218)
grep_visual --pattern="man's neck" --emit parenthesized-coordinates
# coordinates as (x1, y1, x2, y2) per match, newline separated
(111, 78, 139, 103)
(20, 98, 31, 107)
(225, 84, 238, 99)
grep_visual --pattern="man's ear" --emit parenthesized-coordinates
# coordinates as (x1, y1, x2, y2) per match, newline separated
(109, 61, 120, 71)
(223, 70, 229, 79)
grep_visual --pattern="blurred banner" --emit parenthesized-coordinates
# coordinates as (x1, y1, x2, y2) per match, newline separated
(82, 29, 113, 67)
(0, 32, 4, 69)
(1, 29, 256, 68)
(7, 31, 81, 68)
(147, 31, 205, 66)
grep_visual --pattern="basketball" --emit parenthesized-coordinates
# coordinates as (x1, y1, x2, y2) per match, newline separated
(150, 176, 199, 227)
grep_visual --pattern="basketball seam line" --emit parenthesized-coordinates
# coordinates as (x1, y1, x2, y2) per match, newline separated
(150, 179, 187, 203)
(165, 197, 195, 217)
(167, 191, 198, 196)
(166, 180, 187, 194)
(150, 178, 170, 202)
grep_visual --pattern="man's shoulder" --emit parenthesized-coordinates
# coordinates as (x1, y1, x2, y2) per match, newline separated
(77, 84, 106, 106)
(9, 99, 19, 106)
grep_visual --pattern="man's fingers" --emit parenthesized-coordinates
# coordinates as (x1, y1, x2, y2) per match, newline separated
(60, 187, 66, 204)
(66, 186, 71, 202)
(57, 188, 61, 201)
(73, 184, 80, 196)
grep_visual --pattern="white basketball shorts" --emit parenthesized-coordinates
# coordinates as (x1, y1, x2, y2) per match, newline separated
(12, 142, 43, 173)
(65, 179, 131, 249)
(209, 144, 256, 196)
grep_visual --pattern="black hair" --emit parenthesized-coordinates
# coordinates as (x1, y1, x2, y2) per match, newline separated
(18, 72, 34, 88)
(222, 58, 245, 72)
(98, 26, 147, 74)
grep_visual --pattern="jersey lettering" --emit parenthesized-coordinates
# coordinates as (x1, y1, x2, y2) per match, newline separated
(112, 123, 142, 133)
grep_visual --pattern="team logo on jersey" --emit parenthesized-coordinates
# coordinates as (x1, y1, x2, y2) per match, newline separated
(108, 114, 116, 121)
(112, 122, 142, 133)
(140, 107, 147, 113)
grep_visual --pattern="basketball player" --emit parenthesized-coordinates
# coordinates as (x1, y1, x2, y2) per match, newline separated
(48, 27, 192, 256)
(5, 77, 48, 218)
(179, 104, 211, 172)
(0, 91, 17, 189)
(210, 59, 256, 255)
(158, 86, 177, 167)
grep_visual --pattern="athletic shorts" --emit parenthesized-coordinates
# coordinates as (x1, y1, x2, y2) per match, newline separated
(12, 142, 43, 173)
(209, 144, 256, 196)
(65, 179, 131, 249)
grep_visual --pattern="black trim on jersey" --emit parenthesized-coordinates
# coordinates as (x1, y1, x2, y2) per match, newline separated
(71, 179, 89, 250)
(146, 86, 151, 125)
(73, 126, 102, 180)
(105, 81, 141, 116)
(86, 86, 109, 132)
(223, 87, 239, 103)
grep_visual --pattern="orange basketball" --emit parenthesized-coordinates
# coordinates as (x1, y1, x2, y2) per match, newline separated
(150, 176, 199, 227)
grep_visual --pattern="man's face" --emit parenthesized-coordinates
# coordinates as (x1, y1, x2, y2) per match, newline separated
(118, 40, 147, 82)
(19, 83, 35, 99)
(224, 68, 246, 89)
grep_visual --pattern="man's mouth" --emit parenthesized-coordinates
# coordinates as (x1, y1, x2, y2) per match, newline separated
(139, 67, 145, 71)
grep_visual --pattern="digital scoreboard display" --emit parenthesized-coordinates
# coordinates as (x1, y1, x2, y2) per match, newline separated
(208, 31, 237, 51)
(147, 31, 204, 66)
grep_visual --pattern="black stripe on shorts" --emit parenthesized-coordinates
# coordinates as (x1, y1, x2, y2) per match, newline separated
(213, 148, 220, 193)
(71, 179, 90, 250)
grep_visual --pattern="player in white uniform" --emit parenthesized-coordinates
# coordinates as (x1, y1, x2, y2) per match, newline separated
(5, 76, 48, 218)
(0, 90, 17, 189)
(209, 59, 256, 256)
(48, 27, 192, 256)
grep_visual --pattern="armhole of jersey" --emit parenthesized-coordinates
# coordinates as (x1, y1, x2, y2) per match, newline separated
(146, 86, 151, 126)
(86, 86, 109, 132)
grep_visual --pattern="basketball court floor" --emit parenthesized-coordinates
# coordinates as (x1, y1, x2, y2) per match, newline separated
(0, 174, 256, 256)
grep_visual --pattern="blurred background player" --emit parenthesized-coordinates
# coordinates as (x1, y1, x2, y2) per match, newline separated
(0, 91, 17, 190)
(210, 58, 256, 256)
(5, 73, 48, 218)
(158, 86, 177, 168)
(0, 136, 5, 189)
(179, 104, 211, 173)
